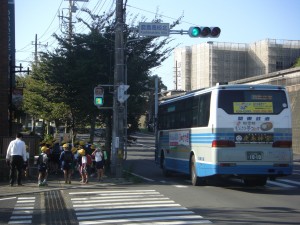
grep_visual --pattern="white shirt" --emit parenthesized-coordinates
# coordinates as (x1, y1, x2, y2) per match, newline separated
(82, 155, 87, 164)
(95, 151, 103, 162)
(6, 138, 27, 161)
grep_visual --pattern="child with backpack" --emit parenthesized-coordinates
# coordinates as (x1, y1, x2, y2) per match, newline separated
(37, 146, 49, 186)
(92, 146, 105, 181)
(59, 143, 74, 184)
(78, 149, 89, 184)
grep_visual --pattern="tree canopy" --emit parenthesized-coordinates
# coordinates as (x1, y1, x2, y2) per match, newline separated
(22, 7, 180, 144)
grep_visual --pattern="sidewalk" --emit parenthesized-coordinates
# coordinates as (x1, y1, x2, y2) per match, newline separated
(0, 174, 131, 198)
(1, 153, 299, 198)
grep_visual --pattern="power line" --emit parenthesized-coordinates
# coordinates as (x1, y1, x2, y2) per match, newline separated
(38, 0, 64, 41)
(126, 4, 196, 26)
(17, 0, 64, 52)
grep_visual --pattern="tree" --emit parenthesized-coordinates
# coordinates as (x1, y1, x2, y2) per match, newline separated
(22, 7, 181, 163)
(23, 62, 70, 138)
(293, 57, 300, 67)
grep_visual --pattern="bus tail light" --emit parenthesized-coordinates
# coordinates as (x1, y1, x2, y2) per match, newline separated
(212, 140, 236, 147)
(273, 163, 289, 167)
(219, 163, 236, 167)
(272, 141, 292, 148)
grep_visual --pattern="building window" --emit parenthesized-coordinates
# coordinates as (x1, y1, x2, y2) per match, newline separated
(276, 61, 283, 70)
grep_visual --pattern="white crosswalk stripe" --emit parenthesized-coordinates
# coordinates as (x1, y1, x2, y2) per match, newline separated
(229, 177, 300, 189)
(70, 189, 212, 224)
(267, 180, 295, 188)
(8, 197, 35, 224)
(266, 178, 300, 188)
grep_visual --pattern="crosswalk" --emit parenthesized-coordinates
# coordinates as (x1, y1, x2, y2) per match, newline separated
(266, 178, 300, 188)
(8, 196, 35, 224)
(70, 189, 212, 224)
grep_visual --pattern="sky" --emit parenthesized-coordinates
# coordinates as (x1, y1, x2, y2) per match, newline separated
(14, 0, 300, 90)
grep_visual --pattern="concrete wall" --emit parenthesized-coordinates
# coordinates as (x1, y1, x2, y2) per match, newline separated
(287, 85, 300, 154)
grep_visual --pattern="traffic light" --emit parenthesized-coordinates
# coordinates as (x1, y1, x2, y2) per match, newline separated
(94, 86, 104, 107)
(188, 26, 221, 38)
(95, 96, 104, 106)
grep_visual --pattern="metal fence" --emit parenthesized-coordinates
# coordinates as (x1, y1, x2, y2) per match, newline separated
(0, 136, 41, 159)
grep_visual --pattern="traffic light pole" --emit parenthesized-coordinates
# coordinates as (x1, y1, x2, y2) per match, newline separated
(112, 0, 125, 178)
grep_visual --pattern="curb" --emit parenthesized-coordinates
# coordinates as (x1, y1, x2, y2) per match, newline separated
(0, 177, 132, 198)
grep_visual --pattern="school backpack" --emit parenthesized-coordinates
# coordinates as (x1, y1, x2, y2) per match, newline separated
(86, 154, 92, 166)
(38, 153, 48, 165)
(64, 151, 73, 163)
(52, 143, 61, 155)
(37, 153, 48, 170)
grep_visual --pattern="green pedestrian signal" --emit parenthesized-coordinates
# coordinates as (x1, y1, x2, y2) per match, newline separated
(94, 86, 104, 107)
(95, 96, 104, 106)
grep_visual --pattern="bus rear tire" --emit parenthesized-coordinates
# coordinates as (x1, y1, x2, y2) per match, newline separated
(191, 155, 204, 186)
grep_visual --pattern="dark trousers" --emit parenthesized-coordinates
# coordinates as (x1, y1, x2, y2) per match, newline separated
(10, 155, 24, 185)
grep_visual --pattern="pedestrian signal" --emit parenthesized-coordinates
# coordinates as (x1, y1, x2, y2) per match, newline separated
(94, 86, 104, 107)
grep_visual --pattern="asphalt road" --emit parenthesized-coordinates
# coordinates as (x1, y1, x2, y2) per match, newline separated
(0, 132, 299, 224)
(123, 132, 300, 225)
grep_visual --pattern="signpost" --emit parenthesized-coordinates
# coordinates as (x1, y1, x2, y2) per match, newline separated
(117, 84, 130, 103)
(139, 22, 170, 37)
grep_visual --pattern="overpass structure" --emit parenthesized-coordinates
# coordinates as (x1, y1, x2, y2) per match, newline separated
(230, 67, 300, 154)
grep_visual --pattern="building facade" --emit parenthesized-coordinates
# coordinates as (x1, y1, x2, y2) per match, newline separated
(0, 0, 9, 137)
(174, 39, 300, 91)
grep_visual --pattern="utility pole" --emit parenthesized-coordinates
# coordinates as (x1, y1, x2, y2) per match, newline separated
(112, 0, 125, 177)
(60, 0, 89, 40)
(32, 34, 48, 66)
(68, 0, 73, 41)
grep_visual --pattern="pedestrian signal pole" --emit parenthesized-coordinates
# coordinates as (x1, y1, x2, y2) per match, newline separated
(112, 0, 125, 177)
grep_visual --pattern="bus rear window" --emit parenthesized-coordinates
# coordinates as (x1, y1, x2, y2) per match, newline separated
(218, 90, 288, 115)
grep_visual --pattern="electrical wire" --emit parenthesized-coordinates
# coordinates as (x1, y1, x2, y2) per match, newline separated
(38, 0, 64, 41)
(126, 4, 196, 26)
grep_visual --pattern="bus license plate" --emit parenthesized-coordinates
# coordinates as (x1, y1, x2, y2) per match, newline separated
(247, 152, 263, 160)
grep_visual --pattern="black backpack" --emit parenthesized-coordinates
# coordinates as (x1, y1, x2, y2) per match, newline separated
(64, 151, 73, 163)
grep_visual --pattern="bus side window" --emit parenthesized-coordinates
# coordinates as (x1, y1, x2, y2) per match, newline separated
(198, 93, 211, 127)
(192, 96, 200, 127)
(192, 93, 211, 127)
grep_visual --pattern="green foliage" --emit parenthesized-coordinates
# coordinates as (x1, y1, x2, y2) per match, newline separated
(22, 7, 181, 139)
(293, 57, 300, 67)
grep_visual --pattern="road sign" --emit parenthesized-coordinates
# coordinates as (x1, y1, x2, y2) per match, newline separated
(139, 22, 170, 37)
(117, 84, 129, 103)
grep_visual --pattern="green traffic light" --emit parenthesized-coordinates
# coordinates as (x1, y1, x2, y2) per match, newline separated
(191, 27, 201, 37)
(95, 97, 104, 106)
(188, 26, 221, 38)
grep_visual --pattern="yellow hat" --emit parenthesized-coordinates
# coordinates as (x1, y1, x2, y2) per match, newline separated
(78, 149, 85, 156)
(63, 143, 69, 148)
(71, 147, 77, 153)
(79, 141, 85, 146)
(90, 145, 95, 149)
(41, 146, 48, 152)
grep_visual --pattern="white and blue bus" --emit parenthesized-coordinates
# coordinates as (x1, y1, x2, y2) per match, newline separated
(155, 84, 293, 186)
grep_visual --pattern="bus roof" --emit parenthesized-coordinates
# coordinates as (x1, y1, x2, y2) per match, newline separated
(159, 84, 286, 105)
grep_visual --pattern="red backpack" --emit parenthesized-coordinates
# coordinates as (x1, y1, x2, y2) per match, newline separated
(86, 154, 92, 165)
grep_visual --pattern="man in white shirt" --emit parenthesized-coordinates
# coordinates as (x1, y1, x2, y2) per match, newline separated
(6, 133, 27, 186)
